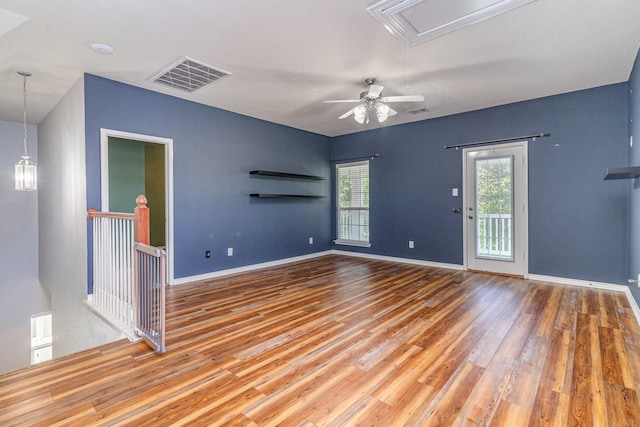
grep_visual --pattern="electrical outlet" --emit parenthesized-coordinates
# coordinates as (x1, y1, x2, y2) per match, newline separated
(409, 240, 414, 249)
(227, 248, 233, 256)
(309, 237, 314, 244)
(205, 250, 210, 258)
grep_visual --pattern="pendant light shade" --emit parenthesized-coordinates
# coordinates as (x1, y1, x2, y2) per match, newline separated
(15, 156, 37, 191)
(15, 71, 36, 191)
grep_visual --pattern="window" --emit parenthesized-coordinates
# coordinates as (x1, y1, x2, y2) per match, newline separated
(31, 312, 52, 365)
(335, 161, 370, 247)
(475, 156, 513, 260)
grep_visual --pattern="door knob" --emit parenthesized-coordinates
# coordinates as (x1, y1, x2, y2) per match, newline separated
(468, 215, 474, 219)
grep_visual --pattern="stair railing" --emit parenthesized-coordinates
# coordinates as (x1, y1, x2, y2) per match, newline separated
(87, 195, 166, 352)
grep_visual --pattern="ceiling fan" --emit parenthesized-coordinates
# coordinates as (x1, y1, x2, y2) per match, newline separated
(324, 78, 424, 124)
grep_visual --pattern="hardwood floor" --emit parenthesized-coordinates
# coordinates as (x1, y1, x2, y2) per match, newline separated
(2, 255, 640, 426)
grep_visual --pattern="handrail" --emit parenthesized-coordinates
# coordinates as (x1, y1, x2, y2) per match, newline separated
(88, 195, 149, 245)
(87, 209, 134, 220)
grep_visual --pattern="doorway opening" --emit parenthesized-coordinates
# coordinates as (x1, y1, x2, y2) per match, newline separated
(100, 129, 174, 284)
(463, 141, 528, 277)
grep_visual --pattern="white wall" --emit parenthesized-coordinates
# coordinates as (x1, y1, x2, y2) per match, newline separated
(0, 120, 50, 374)
(38, 77, 121, 358)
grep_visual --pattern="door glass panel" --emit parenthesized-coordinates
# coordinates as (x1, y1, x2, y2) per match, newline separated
(475, 156, 513, 260)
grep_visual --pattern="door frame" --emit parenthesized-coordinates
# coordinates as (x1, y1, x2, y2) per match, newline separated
(100, 128, 175, 285)
(462, 141, 529, 277)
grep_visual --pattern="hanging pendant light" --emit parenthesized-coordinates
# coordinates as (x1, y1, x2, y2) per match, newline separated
(15, 71, 36, 192)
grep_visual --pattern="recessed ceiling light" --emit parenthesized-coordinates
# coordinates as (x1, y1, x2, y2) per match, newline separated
(90, 42, 114, 54)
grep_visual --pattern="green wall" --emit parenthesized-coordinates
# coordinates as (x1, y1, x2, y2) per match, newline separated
(108, 138, 145, 212)
(108, 137, 165, 247)
(145, 143, 165, 247)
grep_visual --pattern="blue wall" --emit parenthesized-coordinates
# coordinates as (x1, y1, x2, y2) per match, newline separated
(331, 84, 629, 285)
(84, 74, 331, 282)
(629, 48, 640, 301)
(84, 73, 631, 289)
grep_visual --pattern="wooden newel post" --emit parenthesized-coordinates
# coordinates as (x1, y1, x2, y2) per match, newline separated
(134, 194, 150, 245)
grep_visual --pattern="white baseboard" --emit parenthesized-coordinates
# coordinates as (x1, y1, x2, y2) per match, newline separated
(528, 274, 629, 291)
(173, 250, 464, 286)
(172, 251, 334, 285)
(329, 250, 465, 271)
(528, 273, 640, 326)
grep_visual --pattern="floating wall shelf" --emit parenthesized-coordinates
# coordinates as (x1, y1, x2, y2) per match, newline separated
(249, 170, 326, 180)
(604, 166, 640, 180)
(249, 170, 326, 199)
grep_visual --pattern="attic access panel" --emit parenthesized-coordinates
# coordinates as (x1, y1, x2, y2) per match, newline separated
(367, 0, 536, 46)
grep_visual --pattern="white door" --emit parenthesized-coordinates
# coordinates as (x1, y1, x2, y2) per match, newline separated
(464, 142, 528, 276)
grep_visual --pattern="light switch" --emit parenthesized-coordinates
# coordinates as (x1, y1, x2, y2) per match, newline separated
(452, 188, 459, 197)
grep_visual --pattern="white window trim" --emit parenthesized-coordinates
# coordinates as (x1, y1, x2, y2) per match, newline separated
(335, 160, 370, 247)
(333, 238, 372, 248)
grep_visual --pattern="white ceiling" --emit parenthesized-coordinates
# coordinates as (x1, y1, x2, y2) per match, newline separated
(0, 0, 638, 137)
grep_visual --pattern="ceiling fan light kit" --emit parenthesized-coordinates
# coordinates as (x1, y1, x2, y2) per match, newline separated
(324, 78, 423, 125)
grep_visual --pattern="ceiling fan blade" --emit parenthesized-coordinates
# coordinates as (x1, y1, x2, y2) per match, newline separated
(339, 109, 355, 119)
(387, 106, 398, 117)
(381, 95, 425, 103)
(323, 99, 360, 103)
(368, 84, 384, 98)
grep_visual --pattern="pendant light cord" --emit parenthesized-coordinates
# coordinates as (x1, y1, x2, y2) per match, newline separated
(22, 73, 28, 158)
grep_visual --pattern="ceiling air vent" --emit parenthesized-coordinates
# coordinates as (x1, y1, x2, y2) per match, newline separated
(150, 57, 230, 93)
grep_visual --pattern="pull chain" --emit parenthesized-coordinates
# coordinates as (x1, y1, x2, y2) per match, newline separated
(406, 38, 409, 89)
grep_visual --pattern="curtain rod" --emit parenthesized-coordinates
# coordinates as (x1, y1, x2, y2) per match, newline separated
(330, 154, 380, 163)
(444, 133, 550, 150)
